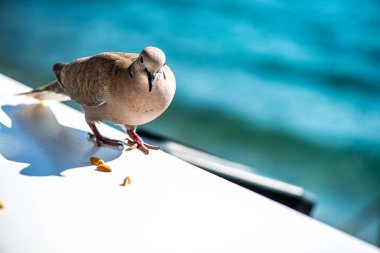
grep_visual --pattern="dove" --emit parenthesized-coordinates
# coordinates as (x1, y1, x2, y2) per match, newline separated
(21, 46, 176, 154)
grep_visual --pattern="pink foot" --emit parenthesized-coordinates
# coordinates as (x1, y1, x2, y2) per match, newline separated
(88, 133, 124, 147)
(126, 129, 161, 155)
(88, 122, 124, 148)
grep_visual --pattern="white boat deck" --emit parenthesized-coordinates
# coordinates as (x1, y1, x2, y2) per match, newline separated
(0, 73, 378, 253)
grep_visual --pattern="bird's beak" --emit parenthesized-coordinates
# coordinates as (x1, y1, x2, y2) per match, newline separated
(147, 71, 156, 92)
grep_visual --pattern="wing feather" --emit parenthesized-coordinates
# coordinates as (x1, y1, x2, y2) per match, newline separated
(56, 52, 136, 106)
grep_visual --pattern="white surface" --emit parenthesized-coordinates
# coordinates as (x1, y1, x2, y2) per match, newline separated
(0, 73, 378, 253)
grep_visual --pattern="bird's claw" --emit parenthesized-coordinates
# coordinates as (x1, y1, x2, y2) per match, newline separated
(125, 138, 161, 155)
(88, 133, 124, 148)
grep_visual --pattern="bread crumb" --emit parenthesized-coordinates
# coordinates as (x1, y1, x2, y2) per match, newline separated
(90, 156, 104, 166)
(122, 176, 131, 186)
(96, 164, 112, 172)
(0, 200, 5, 209)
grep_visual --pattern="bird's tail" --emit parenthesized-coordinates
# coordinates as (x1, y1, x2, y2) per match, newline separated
(18, 80, 70, 101)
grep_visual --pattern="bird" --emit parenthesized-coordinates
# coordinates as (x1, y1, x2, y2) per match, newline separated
(20, 46, 176, 154)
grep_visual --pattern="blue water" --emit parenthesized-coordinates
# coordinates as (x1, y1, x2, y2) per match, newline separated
(1, 0, 380, 245)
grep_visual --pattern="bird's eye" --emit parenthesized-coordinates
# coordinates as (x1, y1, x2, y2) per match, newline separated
(140, 56, 144, 63)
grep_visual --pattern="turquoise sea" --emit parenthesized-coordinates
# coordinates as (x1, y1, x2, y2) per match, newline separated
(1, 0, 379, 245)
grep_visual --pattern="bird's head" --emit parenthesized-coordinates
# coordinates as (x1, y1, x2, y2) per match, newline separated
(138, 46, 166, 92)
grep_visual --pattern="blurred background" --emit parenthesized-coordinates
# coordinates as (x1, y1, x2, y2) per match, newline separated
(1, 0, 379, 246)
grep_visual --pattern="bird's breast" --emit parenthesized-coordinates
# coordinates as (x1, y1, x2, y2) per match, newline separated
(109, 67, 175, 126)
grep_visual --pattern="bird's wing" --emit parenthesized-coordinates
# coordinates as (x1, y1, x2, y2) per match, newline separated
(56, 52, 136, 106)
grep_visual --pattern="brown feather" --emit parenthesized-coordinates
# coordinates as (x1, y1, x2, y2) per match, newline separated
(57, 52, 138, 106)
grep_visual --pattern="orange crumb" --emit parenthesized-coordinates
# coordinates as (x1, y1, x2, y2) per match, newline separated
(122, 176, 131, 186)
(90, 156, 104, 166)
(96, 164, 112, 173)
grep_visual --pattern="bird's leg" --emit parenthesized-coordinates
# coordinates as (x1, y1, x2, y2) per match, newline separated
(87, 122, 124, 147)
(126, 128, 161, 155)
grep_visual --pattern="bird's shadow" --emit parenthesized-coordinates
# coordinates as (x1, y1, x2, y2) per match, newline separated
(0, 103, 122, 176)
